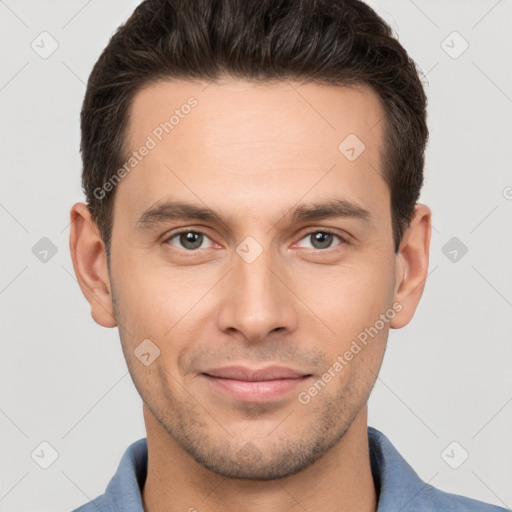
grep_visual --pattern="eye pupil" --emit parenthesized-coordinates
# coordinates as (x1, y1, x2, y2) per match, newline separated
(180, 232, 203, 250)
(311, 232, 333, 249)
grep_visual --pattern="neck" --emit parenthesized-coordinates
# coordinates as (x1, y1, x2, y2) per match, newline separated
(141, 405, 377, 512)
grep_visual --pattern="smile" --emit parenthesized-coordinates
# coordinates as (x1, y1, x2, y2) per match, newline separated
(201, 365, 313, 403)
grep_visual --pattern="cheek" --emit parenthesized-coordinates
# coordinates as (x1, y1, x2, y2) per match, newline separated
(296, 255, 396, 339)
(111, 258, 220, 350)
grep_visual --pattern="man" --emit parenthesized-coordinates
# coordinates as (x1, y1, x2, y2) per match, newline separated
(68, 0, 506, 511)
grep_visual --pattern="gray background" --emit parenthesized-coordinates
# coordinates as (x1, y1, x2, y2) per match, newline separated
(1, 0, 511, 510)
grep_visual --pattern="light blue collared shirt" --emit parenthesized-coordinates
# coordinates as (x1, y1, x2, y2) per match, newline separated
(72, 427, 507, 511)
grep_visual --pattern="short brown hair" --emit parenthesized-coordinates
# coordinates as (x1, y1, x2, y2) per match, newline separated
(80, 0, 428, 256)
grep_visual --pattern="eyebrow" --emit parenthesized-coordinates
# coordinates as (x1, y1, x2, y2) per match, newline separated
(135, 198, 371, 230)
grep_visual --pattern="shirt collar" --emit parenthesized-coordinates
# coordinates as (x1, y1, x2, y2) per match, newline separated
(103, 435, 147, 511)
(368, 426, 430, 510)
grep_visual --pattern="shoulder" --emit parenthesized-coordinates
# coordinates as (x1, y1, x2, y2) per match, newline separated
(414, 483, 508, 511)
(70, 437, 148, 512)
(368, 427, 508, 512)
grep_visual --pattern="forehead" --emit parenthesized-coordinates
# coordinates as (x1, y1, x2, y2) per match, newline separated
(126, 77, 385, 154)
(116, 77, 388, 226)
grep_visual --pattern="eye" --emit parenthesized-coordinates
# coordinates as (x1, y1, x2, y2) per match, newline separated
(165, 230, 214, 251)
(296, 230, 345, 251)
(164, 229, 346, 253)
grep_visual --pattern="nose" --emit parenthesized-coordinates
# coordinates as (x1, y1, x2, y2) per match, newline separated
(216, 243, 299, 343)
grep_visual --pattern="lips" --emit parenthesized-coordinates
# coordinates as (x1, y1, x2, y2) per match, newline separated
(201, 365, 312, 403)
(203, 365, 308, 381)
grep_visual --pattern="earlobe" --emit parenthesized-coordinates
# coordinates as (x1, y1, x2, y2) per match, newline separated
(69, 202, 117, 328)
(390, 204, 431, 329)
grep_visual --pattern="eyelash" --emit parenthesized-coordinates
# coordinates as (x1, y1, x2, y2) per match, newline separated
(163, 229, 348, 253)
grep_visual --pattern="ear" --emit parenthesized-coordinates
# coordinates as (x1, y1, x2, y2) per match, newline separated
(390, 203, 431, 329)
(69, 202, 117, 328)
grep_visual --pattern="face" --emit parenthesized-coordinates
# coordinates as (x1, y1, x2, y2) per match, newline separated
(103, 78, 400, 479)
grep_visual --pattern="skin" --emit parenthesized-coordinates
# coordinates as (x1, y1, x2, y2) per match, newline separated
(69, 77, 431, 512)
